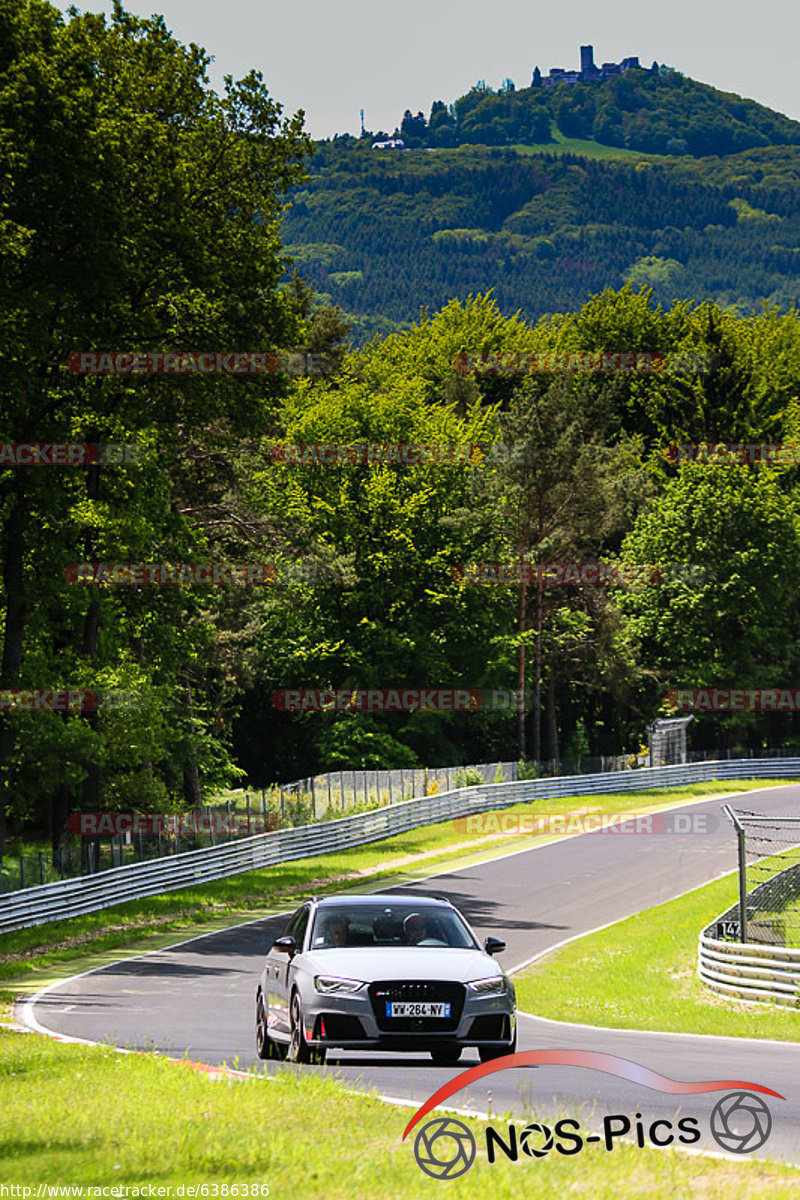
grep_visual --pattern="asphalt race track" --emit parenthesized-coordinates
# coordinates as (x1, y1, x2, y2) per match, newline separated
(20, 785, 800, 1164)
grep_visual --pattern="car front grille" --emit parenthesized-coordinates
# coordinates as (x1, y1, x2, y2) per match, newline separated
(368, 980, 465, 1032)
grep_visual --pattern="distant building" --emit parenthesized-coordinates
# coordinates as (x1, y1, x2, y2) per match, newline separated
(372, 138, 406, 150)
(535, 44, 641, 88)
(580, 44, 598, 77)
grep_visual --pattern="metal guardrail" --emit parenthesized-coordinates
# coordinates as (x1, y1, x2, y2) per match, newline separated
(699, 838, 800, 1007)
(2, 757, 799, 936)
(698, 934, 800, 1007)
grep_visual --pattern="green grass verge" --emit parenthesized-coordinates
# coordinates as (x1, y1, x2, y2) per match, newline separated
(0, 1028, 798, 1195)
(1, 779, 795, 989)
(513, 871, 800, 1039)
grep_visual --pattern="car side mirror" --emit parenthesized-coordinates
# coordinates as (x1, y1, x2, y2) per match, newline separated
(273, 935, 297, 958)
(484, 936, 506, 956)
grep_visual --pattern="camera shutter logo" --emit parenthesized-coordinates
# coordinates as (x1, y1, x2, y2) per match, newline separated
(414, 1117, 476, 1179)
(520, 1122, 554, 1158)
(710, 1092, 772, 1154)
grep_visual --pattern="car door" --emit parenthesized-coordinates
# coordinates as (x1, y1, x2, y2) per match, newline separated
(268, 904, 311, 1037)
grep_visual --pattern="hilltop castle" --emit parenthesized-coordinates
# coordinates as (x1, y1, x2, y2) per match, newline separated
(533, 44, 641, 88)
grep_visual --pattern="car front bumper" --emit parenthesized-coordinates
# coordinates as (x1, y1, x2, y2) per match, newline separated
(301, 982, 516, 1050)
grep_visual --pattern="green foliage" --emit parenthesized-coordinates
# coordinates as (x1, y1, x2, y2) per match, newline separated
(4, 4, 800, 850)
(316, 720, 418, 771)
(453, 766, 484, 787)
(623, 256, 686, 305)
(546, 70, 800, 156)
(565, 718, 591, 760)
(729, 197, 782, 224)
(282, 140, 800, 336)
(617, 465, 800, 738)
(0, 0, 311, 856)
(380, 70, 800, 158)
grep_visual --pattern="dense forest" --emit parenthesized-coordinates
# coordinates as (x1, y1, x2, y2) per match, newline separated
(1, 2, 800, 860)
(283, 141, 800, 340)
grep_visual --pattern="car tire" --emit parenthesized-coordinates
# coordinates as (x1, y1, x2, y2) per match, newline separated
(256, 992, 286, 1061)
(430, 1045, 462, 1066)
(288, 991, 326, 1065)
(478, 1029, 517, 1063)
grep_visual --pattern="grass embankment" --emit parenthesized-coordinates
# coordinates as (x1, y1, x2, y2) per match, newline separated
(1, 778, 792, 989)
(514, 871, 800, 1040)
(0, 1026, 798, 1196)
(510, 122, 655, 161)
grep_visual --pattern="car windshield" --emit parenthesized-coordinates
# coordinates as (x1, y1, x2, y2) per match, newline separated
(310, 904, 478, 950)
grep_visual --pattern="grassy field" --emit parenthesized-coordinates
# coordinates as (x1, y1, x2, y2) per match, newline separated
(513, 871, 800, 1039)
(2, 778, 792, 985)
(0, 1024, 798, 1196)
(510, 122, 657, 161)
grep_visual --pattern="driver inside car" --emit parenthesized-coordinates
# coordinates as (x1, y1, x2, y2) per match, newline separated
(319, 914, 349, 947)
(403, 912, 429, 944)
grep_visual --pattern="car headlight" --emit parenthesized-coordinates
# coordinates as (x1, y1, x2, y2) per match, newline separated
(467, 976, 507, 995)
(314, 975, 366, 994)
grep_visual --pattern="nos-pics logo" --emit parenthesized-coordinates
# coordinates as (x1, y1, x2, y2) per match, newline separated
(403, 1050, 783, 1180)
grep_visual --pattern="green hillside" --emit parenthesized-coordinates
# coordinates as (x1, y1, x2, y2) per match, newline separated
(391, 65, 800, 157)
(282, 140, 800, 340)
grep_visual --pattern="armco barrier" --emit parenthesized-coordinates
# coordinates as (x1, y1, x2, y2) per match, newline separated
(699, 854, 800, 1008)
(698, 934, 800, 1007)
(2, 758, 799, 935)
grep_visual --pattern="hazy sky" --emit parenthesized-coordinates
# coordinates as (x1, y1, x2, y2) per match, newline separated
(58, 0, 800, 140)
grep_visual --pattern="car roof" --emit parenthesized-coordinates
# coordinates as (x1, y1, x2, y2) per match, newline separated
(314, 893, 453, 909)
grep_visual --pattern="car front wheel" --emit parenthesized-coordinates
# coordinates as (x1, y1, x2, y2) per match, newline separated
(288, 992, 326, 1065)
(478, 1030, 517, 1063)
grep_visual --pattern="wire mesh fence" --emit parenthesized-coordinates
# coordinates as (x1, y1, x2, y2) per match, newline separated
(0, 788, 308, 895)
(717, 806, 800, 947)
(4, 747, 798, 896)
(5, 757, 799, 933)
(277, 762, 520, 815)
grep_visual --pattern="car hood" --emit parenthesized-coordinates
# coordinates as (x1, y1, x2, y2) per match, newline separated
(302, 946, 504, 983)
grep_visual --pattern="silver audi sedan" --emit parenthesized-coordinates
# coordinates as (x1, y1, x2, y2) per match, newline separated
(255, 893, 517, 1065)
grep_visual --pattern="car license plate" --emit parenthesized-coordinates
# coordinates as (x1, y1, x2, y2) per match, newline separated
(386, 1001, 451, 1018)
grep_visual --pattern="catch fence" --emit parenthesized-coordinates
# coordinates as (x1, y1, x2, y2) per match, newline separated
(699, 805, 800, 1006)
